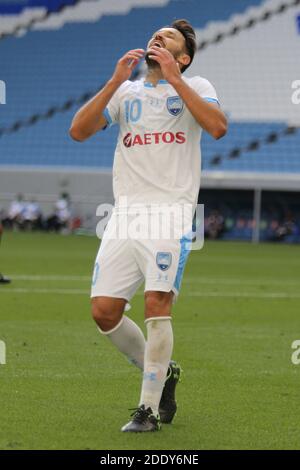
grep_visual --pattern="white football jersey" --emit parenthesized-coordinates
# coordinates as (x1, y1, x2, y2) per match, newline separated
(103, 76, 219, 210)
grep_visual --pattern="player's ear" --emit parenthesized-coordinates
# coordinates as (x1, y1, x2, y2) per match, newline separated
(177, 53, 190, 70)
(181, 53, 191, 66)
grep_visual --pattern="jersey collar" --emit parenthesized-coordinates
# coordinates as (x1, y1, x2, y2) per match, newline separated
(143, 79, 168, 88)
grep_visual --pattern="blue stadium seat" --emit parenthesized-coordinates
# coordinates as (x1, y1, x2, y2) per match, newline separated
(0, 0, 264, 128)
(202, 123, 300, 173)
(1, 0, 298, 174)
(0, 1, 76, 14)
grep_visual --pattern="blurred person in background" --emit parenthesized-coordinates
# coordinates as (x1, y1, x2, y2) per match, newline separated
(0, 222, 10, 284)
(270, 210, 298, 242)
(205, 209, 225, 240)
(2, 193, 25, 230)
(23, 199, 43, 231)
(46, 192, 71, 233)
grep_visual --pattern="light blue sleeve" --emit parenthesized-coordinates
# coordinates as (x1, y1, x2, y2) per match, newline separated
(191, 76, 220, 106)
(103, 108, 113, 127)
(203, 97, 220, 106)
(102, 82, 124, 129)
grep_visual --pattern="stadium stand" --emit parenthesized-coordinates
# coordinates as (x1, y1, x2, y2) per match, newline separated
(0, 0, 77, 36)
(0, 0, 298, 170)
(203, 123, 300, 173)
(0, 0, 76, 14)
(0, 0, 299, 240)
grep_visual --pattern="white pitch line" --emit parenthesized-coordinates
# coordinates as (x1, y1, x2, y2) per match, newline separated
(7, 274, 300, 287)
(3, 252, 300, 264)
(186, 292, 300, 299)
(184, 277, 300, 287)
(2, 287, 300, 299)
(8, 274, 90, 281)
(0, 287, 89, 295)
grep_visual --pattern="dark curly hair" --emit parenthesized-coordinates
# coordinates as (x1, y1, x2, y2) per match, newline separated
(170, 19, 196, 73)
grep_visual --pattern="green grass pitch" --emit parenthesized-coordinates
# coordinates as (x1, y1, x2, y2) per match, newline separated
(0, 232, 299, 450)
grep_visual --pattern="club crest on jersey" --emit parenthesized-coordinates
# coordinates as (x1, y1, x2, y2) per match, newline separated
(156, 252, 172, 271)
(166, 96, 183, 116)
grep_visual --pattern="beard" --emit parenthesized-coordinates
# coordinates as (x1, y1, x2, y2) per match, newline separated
(145, 49, 181, 70)
(145, 51, 160, 69)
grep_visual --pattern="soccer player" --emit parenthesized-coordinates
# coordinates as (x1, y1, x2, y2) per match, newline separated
(70, 19, 227, 432)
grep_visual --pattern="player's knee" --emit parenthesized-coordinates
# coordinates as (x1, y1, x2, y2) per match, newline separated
(91, 297, 123, 332)
(144, 291, 172, 318)
(91, 300, 112, 330)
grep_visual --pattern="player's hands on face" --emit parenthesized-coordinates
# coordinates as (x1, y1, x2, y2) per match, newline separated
(148, 46, 182, 85)
(112, 49, 145, 84)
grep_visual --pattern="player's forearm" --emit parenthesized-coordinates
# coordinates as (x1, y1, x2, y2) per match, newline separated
(171, 78, 227, 139)
(69, 78, 121, 142)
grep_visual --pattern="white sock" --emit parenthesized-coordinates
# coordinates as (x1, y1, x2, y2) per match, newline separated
(139, 317, 173, 416)
(97, 316, 145, 370)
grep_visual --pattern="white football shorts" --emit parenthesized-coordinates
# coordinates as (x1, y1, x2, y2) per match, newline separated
(91, 209, 192, 303)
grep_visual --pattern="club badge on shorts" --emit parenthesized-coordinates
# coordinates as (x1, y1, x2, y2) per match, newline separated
(156, 252, 172, 271)
(166, 96, 184, 116)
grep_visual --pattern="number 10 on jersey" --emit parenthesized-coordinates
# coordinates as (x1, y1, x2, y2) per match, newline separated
(125, 99, 142, 123)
